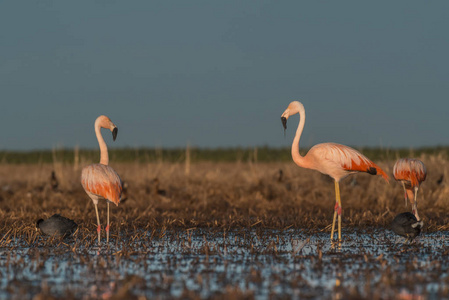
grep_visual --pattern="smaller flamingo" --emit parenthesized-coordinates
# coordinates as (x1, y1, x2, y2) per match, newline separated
(81, 115, 123, 244)
(393, 158, 426, 221)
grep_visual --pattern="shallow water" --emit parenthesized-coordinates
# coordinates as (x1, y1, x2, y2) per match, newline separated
(1, 228, 449, 299)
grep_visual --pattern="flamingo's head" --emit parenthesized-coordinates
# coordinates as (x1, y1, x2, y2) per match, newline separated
(95, 115, 118, 141)
(281, 101, 304, 131)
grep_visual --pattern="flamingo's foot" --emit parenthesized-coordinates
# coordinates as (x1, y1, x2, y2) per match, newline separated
(331, 240, 342, 250)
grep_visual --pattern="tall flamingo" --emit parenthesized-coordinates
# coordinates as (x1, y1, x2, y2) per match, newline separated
(393, 158, 426, 221)
(81, 115, 123, 244)
(281, 101, 389, 241)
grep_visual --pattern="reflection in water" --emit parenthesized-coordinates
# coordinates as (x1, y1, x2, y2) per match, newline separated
(0, 229, 448, 299)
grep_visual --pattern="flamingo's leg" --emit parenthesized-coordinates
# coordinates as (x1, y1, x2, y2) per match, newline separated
(335, 181, 342, 241)
(401, 182, 407, 207)
(331, 207, 337, 240)
(331, 180, 342, 241)
(413, 187, 420, 221)
(106, 202, 110, 243)
(94, 203, 101, 244)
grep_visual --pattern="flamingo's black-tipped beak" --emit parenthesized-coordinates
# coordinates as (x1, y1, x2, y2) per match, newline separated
(112, 127, 118, 141)
(281, 117, 287, 130)
(281, 117, 287, 136)
(412, 220, 423, 229)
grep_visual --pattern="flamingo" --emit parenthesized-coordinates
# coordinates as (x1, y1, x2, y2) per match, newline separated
(393, 158, 426, 221)
(281, 101, 389, 241)
(81, 115, 123, 244)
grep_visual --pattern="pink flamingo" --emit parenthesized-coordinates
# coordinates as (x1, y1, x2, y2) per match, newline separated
(81, 115, 123, 244)
(393, 158, 426, 221)
(281, 101, 389, 241)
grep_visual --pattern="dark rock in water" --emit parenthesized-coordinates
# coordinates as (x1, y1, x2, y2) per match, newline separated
(391, 212, 422, 242)
(36, 214, 78, 237)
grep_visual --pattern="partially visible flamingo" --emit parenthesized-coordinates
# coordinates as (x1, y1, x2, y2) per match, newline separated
(281, 101, 389, 241)
(393, 158, 426, 221)
(81, 115, 123, 244)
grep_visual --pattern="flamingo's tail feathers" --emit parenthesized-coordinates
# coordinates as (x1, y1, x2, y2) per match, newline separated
(366, 164, 389, 182)
(379, 168, 390, 183)
(367, 165, 389, 183)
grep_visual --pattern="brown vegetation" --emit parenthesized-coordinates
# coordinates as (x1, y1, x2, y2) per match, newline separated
(1, 152, 448, 239)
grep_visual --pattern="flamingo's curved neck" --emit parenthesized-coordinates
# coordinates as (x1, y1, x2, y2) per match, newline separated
(95, 122, 109, 165)
(292, 104, 306, 168)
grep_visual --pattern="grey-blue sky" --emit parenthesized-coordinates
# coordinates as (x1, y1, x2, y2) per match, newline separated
(1, 1, 448, 150)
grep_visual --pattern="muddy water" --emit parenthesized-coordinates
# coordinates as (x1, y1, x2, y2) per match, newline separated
(1, 228, 448, 299)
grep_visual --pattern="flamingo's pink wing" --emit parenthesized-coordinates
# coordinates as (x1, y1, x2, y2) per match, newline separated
(81, 164, 122, 204)
(315, 143, 389, 182)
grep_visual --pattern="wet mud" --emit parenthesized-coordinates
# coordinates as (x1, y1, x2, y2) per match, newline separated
(1, 228, 448, 299)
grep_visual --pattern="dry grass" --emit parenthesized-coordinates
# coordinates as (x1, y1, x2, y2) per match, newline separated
(1, 152, 449, 240)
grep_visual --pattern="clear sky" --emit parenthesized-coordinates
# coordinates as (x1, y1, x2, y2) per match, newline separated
(1, 1, 448, 150)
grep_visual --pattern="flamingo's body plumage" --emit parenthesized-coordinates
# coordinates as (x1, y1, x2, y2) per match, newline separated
(81, 115, 122, 244)
(302, 142, 388, 182)
(281, 101, 388, 241)
(81, 164, 122, 206)
(393, 158, 426, 221)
